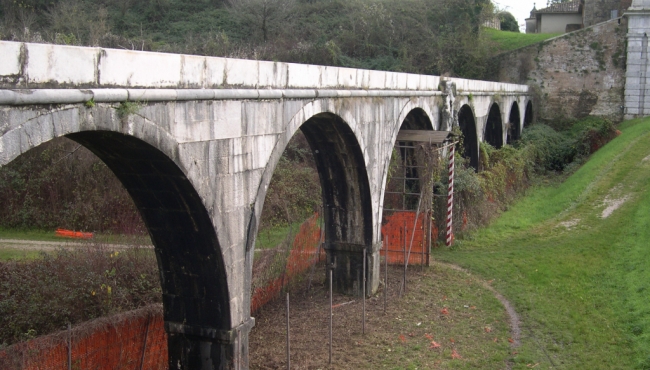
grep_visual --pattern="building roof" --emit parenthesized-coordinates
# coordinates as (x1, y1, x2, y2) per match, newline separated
(536, 0, 581, 14)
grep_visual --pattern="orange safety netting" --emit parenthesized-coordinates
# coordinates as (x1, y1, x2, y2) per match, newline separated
(55, 228, 94, 239)
(250, 213, 324, 313)
(0, 309, 167, 370)
(380, 211, 437, 265)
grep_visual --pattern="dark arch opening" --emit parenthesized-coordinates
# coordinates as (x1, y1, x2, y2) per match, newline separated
(387, 108, 435, 210)
(485, 103, 504, 149)
(524, 101, 534, 127)
(381, 108, 436, 265)
(458, 105, 479, 171)
(65, 132, 231, 359)
(299, 114, 373, 247)
(401, 108, 434, 131)
(507, 102, 521, 144)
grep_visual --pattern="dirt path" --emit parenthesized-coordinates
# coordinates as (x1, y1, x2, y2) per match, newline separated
(434, 261, 521, 348)
(0, 238, 152, 251)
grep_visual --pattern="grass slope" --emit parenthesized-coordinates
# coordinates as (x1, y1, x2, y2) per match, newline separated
(434, 117, 650, 369)
(484, 28, 560, 53)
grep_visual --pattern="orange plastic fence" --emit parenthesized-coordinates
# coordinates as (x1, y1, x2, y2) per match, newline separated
(250, 213, 324, 313)
(55, 228, 93, 239)
(381, 211, 438, 265)
(0, 308, 167, 370)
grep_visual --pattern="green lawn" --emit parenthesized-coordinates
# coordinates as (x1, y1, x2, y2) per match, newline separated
(0, 248, 42, 261)
(255, 220, 319, 250)
(433, 117, 650, 369)
(484, 28, 560, 53)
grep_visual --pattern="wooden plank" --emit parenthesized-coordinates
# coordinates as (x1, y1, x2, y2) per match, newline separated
(396, 130, 451, 144)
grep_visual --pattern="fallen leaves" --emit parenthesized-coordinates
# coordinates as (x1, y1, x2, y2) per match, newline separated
(440, 308, 449, 315)
(484, 326, 492, 333)
(429, 341, 441, 349)
(399, 334, 407, 343)
(451, 349, 462, 359)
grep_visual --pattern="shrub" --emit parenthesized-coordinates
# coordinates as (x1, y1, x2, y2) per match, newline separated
(0, 245, 160, 346)
(518, 124, 577, 172)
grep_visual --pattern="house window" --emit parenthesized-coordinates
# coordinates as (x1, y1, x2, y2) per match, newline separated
(611, 9, 619, 19)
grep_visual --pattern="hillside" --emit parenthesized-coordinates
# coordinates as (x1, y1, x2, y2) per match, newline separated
(483, 27, 560, 53)
(434, 117, 650, 368)
(1, 0, 498, 79)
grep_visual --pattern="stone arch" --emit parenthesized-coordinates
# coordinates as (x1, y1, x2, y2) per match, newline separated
(524, 100, 534, 127)
(384, 108, 435, 210)
(300, 113, 373, 247)
(382, 103, 439, 192)
(256, 107, 373, 296)
(399, 107, 434, 131)
(507, 101, 521, 144)
(485, 103, 504, 149)
(0, 110, 235, 368)
(458, 104, 479, 171)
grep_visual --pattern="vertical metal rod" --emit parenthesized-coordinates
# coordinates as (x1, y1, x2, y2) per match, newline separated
(286, 293, 290, 370)
(362, 247, 366, 335)
(427, 210, 433, 266)
(403, 224, 407, 295)
(329, 267, 333, 364)
(405, 191, 423, 272)
(422, 212, 426, 267)
(139, 315, 152, 370)
(384, 237, 388, 313)
(67, 323, 72, 370)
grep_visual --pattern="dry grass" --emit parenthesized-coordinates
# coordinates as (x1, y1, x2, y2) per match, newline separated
(250, 262, 515, 369)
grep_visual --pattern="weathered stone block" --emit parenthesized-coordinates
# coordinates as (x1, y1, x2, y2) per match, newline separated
(100, 48, 182, 87)
(26, 43, 97, 86)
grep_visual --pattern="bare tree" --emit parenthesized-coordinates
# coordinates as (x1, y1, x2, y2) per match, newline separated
(227, 0, 296, 43)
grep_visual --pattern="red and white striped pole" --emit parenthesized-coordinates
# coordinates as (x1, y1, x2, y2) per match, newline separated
(446, 144, 455, 246)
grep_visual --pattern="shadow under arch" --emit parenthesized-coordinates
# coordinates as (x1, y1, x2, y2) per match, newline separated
(295, 113, 374, 294)
(385, 108, 435, 210)
(400, 107, 434, 131)
(524, 101, 534, 127)
(65, 131, 232, 368)
(507, 101, 521, 144)
(485, 103, 504, 149)
(458, 105, 479, 171)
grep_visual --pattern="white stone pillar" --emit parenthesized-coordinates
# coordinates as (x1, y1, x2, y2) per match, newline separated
(625, 1, 650, 118)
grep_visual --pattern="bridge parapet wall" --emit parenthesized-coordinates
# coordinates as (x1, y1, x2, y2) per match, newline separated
(0, 41, 527, 94)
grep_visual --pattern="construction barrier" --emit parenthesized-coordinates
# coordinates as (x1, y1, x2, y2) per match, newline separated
(55, 228, 94, 239)
(0, 305, 166, 370)
(381, 211, 437, 266)
(251, 213, 324, 313)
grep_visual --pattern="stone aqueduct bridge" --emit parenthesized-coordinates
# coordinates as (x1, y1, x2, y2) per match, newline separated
(0, 41, 532, 369)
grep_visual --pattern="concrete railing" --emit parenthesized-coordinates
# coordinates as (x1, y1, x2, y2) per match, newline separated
(0, 41, 529, 94)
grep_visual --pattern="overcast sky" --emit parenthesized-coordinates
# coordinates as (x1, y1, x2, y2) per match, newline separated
(493, 0, 538, 32)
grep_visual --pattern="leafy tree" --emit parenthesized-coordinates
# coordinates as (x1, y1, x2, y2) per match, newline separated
(499, 11, 520, 33)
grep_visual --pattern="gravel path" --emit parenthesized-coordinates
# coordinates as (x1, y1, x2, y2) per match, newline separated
(0, 238, 152, 251)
